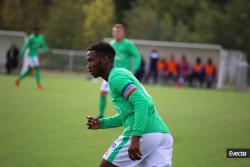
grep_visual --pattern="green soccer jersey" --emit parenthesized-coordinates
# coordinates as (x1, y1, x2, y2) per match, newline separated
(110, 39, 141, 73)
(19, 33, 49, 57)
(100, 67, 170, 137)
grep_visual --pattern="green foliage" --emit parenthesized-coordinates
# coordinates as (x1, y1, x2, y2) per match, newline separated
(113, 0, 135, 23)
(192, 1, 220, 43)
(1, 0, 49, 32)
(124, 3, 156, 40)
(124, 0, 250, 60)
(192, 0, 250, 60)
(44, 0, 115, 49)
(44, 1, 85, 49)
(0, 0, 4, 28)
(223, 0, 250, 59)
(82, 0, 115, 44)
(124, 0, 200, 41)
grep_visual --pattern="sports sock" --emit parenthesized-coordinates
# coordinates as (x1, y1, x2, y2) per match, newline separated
(18, 69, 30, 81)
(35, 68, 41, 85)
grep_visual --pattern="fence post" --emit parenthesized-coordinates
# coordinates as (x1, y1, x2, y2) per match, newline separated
(217, 50, 228, 89)
(235, 61, 248, 91)
(68, 51, 74, 72)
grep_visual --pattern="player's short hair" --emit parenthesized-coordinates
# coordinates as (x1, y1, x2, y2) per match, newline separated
(87, 42, 115, 62)
(113, 23, 125, 30)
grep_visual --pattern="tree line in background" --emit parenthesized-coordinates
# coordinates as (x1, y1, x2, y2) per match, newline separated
(0, 0, 249, 61)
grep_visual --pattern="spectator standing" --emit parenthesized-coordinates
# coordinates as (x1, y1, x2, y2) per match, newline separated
(157, 57, 167, 84)
(204, 58, 216, 88)
(135, 56, 145, 82)
(5, 43, 19, 74)
(189, 57, 205, 87)
(177, 55, 190, 87)
(145, 49, 160, 84)
(166, 54, 177, 85)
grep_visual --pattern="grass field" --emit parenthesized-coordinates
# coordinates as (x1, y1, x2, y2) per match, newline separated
(0, 73, 250, 167)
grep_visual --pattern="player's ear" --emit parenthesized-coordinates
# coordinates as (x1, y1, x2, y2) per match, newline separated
(101, 56, 109, 64)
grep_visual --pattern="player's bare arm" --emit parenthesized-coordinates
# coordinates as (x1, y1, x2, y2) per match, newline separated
(128, 136, 142, 160)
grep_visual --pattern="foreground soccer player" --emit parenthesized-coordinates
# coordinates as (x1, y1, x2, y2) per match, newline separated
(15, 27, 49, 90)
(86, 42, 173, 167)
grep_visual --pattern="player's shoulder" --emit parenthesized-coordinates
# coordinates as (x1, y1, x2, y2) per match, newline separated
(109, 67, 130, 81)
(38, 34, 45, 39)
(123, 39, 135, 46)
(26, 34, 35, 43)
(110, 67, 129, 76)
(28, 34, 34, 39)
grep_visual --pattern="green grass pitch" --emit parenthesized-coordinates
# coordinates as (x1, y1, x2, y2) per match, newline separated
(0, 73, 250, 167)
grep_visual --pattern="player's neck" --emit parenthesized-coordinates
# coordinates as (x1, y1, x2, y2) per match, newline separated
(102, 64, 113, 81)
(115, 38, 123, 42)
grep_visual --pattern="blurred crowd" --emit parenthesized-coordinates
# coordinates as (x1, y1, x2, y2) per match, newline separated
(136, 49, 217, 88)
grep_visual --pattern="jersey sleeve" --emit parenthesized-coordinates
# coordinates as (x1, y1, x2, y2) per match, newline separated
(109, 73, 149, 136)
(128, 88, 148, 136)
(19, 37, 31, 57)
(127, 42, 141, 73)
(40, 36, 49, 52)
(99, 114, 122, 129)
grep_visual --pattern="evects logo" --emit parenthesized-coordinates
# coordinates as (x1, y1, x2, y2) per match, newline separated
(227, 149, 250, 158)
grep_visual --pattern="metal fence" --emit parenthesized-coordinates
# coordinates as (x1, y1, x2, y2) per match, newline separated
(40, 49, 86, 73)
(234, 62, 249, 91)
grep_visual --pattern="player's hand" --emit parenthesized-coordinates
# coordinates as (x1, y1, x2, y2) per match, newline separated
(86, 116, 101, 130)
(128, 136, 142, 160)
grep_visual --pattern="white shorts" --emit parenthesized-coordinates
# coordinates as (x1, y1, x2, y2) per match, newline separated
(103, 133, 173, 167)
(100, 80, 109, 92)
(27, 56, 40, 67)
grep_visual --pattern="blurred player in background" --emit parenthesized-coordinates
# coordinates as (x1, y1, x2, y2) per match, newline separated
(15, 27, 49, 90)
(177, 55, 190, 87)
(204, 58, 216, 88)
(166, 54, 178, 85)
(98, 24, 141, 119)
(86, 42, 173, 167)
(157, 57, 167, 84)
(189, 57, 205, 87)
(134, 56, 145, 82)
(145, 49, 160, 84)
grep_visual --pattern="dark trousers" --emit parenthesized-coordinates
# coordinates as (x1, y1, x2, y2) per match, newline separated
(189, 72, 204, 87)
(205, 75, 214, 88)
(145, 69, 158, 84)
